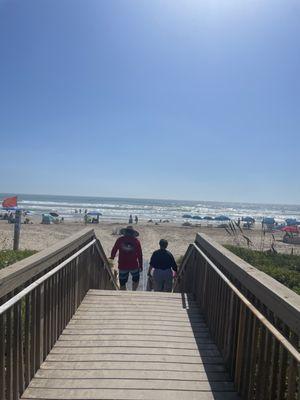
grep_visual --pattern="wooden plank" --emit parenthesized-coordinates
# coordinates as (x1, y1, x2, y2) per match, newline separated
(55, 339, 210, 349)
(72, 316, 204, 323)
(58, 334, 213, 344)
(62, 328, 210, 337)
(67, 321, 208, 329)
(50, 346, 219, 356)
(73, 312, 204, 321)
(22, 388, 240, 400)
(28, 378, 235, 391)
(46, 353, 222, 363)
(34, 368, 230, 381)
(40, 360, 225, 372)
(87, 289, 183, 298)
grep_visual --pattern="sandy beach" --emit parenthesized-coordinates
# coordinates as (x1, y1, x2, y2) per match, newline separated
(0, 218, 299, 260)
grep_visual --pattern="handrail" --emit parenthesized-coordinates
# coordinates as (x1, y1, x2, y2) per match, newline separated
(0, 239, 96, 316)
(196, 233, 300, 337)
(175, 237, 300, 399)
(0, 228, 95, 300)
(95, 239, 119, 290)
(193, 243, 300, 362)
(0, 229, 118, 400)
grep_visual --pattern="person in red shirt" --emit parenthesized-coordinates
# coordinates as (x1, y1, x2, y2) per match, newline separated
(110, 226, 143, 290)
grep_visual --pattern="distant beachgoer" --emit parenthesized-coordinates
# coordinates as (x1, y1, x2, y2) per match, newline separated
(149, 239, 177, 292)
(135, 215, 138, 224)
(237, 218, 241, 226)
(110, 226, 143, 291)
(129, 214, 133, 224)
(84, 209, 87, 214)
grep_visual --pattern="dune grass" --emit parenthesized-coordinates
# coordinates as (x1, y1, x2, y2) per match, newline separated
(0, 249, 37, 270)
(225, 245, 300, 295)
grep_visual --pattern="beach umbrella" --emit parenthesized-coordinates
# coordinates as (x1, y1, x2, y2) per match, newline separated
(242, 216, 255, 223)
(203, 216, 213, 220)
(285, 218, 298, 226)
(262, 217, 275, 225)
(214, 215, 231, 221)
(281, 226, 299, 234)
(87, 211, 102, 216)
(182, 214, 193, 219)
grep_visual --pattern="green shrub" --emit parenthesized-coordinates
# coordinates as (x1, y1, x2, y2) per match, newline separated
(225, 245, 300, 295)
(0, 249, 37, 270)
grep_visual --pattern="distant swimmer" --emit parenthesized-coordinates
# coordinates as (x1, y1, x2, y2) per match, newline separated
(129, 214, 133, 224)
(135, 215, 138, 224)
(110, 226, 143, 291)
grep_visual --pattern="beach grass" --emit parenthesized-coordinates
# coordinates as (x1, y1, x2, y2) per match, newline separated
(0, 249, 37, 270)
(225, 245, 300, 295)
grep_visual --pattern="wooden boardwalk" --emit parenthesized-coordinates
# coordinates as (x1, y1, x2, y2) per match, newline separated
(22, 290, 239, 400)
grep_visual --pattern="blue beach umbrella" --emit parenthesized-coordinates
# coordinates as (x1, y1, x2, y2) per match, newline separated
(214, 215, 231, 221)
(182, 214, 193, 219)
(242, 216, 255, 223)
(87, 211, 102, 216)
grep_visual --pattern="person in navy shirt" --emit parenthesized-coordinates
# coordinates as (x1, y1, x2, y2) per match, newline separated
(148, 239, 177, 292)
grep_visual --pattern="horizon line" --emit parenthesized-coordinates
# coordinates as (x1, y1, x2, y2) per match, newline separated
(0, 191, 299, 208)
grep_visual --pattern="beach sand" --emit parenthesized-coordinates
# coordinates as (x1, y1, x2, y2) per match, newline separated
(0, 218, 299, 259)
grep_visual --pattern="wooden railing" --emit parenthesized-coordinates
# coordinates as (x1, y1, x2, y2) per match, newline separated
(174, 234, 300, 400)
(0, 228, 118, 400)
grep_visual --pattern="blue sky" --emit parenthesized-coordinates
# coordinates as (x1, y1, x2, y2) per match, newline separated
(0, 0, 299, 204)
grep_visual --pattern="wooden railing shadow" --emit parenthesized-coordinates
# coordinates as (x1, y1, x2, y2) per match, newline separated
(0, 228, 118, 400)
(174, 235, 300, 400)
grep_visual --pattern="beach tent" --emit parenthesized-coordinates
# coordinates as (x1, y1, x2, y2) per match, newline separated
(50, 212, 59, 217)
(192, 216, 202, 220)
(42, 214, 59, 224)
(86, 211, 102, 224)
(203, 216, 213, 220)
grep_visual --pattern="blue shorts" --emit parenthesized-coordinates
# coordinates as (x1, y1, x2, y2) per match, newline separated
(119, 268, 140, 286)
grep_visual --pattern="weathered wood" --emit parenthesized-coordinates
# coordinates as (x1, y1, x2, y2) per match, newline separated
(34, 368, 230, 381)
(195, 233, 300, 336)
(175, 234, 300, 400)
(22, 290, 239, 400)
(50, 346, 219, 356)
(28, 378, 235, 391)
(0, 231, 119, 400)
(22, 388, 240, 400)
(0, 229, 95, 299)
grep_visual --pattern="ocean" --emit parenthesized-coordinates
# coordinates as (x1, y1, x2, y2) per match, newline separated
(1, 193, 300, 223)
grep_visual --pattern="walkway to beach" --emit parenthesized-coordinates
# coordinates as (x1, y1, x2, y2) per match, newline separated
(21, 290, 239, 400)
(1, 228, 299, 400)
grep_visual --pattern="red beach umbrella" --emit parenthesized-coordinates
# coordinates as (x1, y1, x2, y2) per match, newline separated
(281, 226, 299, 234)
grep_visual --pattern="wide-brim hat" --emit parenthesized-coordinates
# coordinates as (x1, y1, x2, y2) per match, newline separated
(120, 225, 139, 237)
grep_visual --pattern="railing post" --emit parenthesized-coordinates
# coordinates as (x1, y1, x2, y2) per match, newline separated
(36, 283, 45, 368)
(0, 313, 5, 400)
